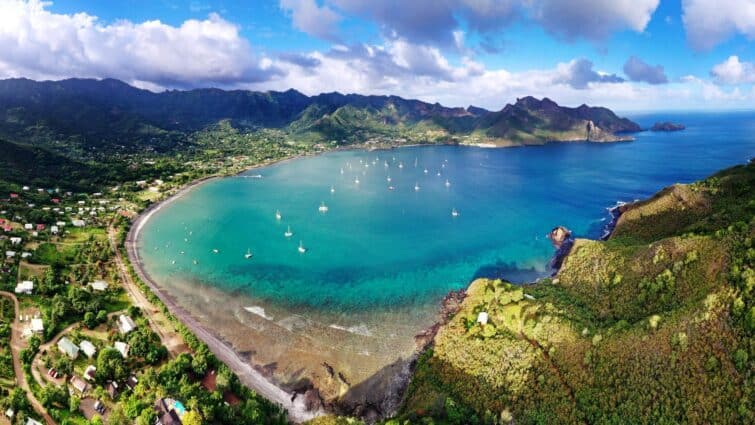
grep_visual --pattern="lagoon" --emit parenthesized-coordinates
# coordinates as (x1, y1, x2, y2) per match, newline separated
(135, 111, 755, 404)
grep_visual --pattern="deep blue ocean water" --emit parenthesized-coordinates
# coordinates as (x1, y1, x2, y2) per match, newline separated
(137, 112, 755, 319)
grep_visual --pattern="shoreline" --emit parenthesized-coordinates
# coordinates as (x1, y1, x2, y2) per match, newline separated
(122, 139, 638, 423)
(126, 154, 325, 423)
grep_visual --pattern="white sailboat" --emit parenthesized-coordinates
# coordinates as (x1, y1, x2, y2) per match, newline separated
(284, 226, 293, 238)
(386, 176, 392, 182)
(355, 177, 360, 184)
(275, 210, 282, 220)
(212, 249, 219, 254)
(398, 162, 404, 169)
(423, 168, 428, 174)
(330, 185, 336, 193)
(319, 202, 329, 213)
(414, 183, 421, 191)
(445, 179, 451, 187)
(451, 208, 459, 217)
(244, 249, 253, 259)
(298, 241, 307, 253)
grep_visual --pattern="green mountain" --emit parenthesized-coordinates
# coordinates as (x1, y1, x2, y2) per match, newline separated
(396, 163, 755, 425)
(0, 78, 639, 149)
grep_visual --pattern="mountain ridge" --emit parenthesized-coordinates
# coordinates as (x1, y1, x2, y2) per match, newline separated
(0, 77, 640, 148)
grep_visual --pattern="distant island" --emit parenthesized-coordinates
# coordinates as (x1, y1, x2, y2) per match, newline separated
(651, 121, 686, 131)
(0, 78, 640, 150)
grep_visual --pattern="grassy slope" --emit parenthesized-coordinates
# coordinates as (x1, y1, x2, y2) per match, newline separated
(397, 163, 754, 425)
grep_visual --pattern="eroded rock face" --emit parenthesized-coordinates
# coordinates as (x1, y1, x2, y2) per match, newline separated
(549, 226, 572, 248)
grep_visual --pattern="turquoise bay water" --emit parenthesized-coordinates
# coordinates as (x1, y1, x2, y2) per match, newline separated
(138, 112, 755, 319)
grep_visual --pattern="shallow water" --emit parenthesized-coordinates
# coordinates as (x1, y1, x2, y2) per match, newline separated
(136, 111, 755, 393)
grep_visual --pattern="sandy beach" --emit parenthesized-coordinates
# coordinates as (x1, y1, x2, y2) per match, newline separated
(126, 166, 324, 423)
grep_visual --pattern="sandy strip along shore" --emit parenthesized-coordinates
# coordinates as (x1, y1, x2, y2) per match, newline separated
(125, 171, 322, 423)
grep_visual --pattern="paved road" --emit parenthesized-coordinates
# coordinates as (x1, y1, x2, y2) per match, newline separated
(0, 291, 56, 425)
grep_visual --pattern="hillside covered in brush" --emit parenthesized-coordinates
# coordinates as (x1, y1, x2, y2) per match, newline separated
(0, 78, 640, 150)
(393, 162, 754, 425)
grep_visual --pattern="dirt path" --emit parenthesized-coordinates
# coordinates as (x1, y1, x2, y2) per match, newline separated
(107, 226, 188, 357)
(521, 331, 587, 424)
(0, 291, 56, 425)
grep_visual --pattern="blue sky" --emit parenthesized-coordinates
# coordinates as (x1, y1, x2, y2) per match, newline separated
(0, 0, 753, 110)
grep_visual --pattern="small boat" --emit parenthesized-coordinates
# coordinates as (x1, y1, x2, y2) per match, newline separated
(340, 168, 344, 174)
(192, 259, 198, 265)
(388, 186, 395, 190)
(244, 249, 253, 259)
(275, 210, 282, 220)
(319, 202, 329, 213)
(423, 168, 428, 174)
(414, 183, 420, 191)
(398, 162, 404, 169)
(284, 226, 293, 238)
(171, 260, 176, 265)
(298, 241, 307, 253)
(212, 249, 219, 254)
(330, 186, 336, 193)
(386, 176, 392, 182)
(355, 177, 360, 184)
(179, 251, 185, 255)
(451, 208, 459, 217)
(445, 179, 451, 187)
(384, 161, 389, 167)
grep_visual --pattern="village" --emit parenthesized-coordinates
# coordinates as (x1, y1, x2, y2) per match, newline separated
(0, 168, 288, 425)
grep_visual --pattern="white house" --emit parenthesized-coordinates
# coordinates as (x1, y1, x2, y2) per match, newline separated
(58, 337, 79, 359)
(118, 315, 136, 334)
(90, 280, 108, 291)
(477, 311, 489, 326)
(50, 225, 59, 234)
(72, 219, 86, 227)
(21, 252, 31, 259)
(5, 251, 15, 259)
(79, 340, 97, 358)
(114, 341, 129, 358)
(9, 237, 21, 245)
(26, 417, 43, 425)
(23, 223, 32, 230)
(30, 318, 44, 333)
(14, 280, 33, 295)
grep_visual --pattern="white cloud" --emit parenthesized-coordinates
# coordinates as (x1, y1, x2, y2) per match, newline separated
(0, 0, 750, 111)
(682, 0, 755, 50)
(254, 47, 752, 111)
(0, 0, 279, 88)
(528, 0, 660, 41)
(280, 0, 341, 41)
(710, 56, 755, 84)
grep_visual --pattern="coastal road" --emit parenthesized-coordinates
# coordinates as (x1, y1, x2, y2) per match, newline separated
(0, 291, 56, 425)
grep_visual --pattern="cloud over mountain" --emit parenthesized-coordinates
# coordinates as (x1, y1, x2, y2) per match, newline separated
(623, 56, 668, 84)
(555, 59, 625, 89)
(0, 0, 279, 88)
